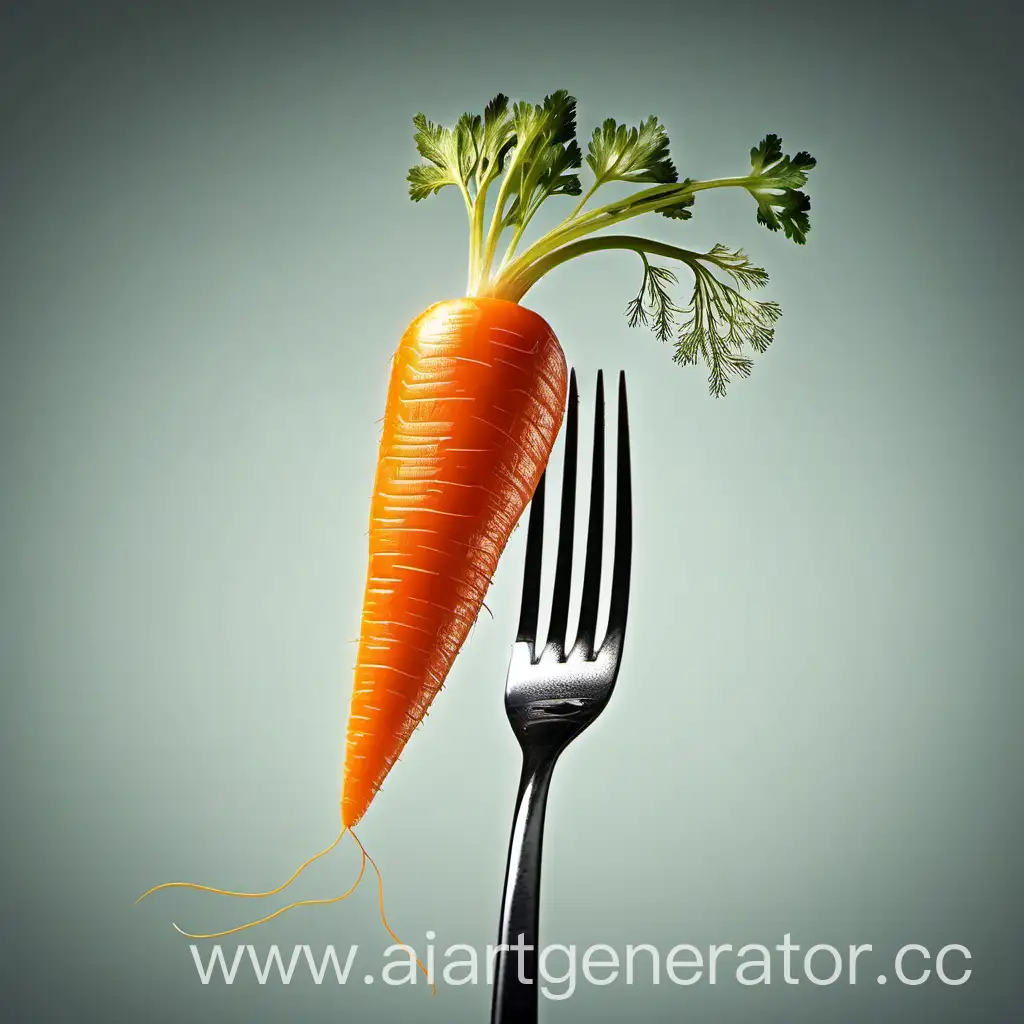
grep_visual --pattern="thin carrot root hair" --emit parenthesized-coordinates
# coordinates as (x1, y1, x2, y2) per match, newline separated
(349, 828, 435, 995)
(171, 850, 368, 940)
(137, 811, 435, 995)
(134, 825, 350, 905)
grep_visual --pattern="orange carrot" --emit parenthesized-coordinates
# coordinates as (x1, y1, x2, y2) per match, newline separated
(339, 94, 814, 824)
(342, 297, 567, 827)
(137, 89, 814, 948)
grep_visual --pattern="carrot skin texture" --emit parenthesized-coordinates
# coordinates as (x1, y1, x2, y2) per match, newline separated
(341, 298, 568, 827)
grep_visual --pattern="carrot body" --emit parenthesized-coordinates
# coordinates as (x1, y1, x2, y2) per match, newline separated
(341, 297, 567, 827)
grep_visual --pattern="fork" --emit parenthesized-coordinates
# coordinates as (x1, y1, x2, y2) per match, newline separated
(489, 368, 632, 1024)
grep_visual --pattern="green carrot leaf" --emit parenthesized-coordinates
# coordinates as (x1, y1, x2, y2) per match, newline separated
(475, 93, 516, 187)
(507, 90, 577, 158)
(622, 241, 779, 395)
(673, 245, 781, 396)
(625, 256, 681, 343)
(745, 134, 817, 243)
(659, 178, 696, 221)
(408, 113, 469, 200)
(407, 163, 458, 201)
(587, 116, 678, 186)
(408, 95, 518, 201)
(499, 92, 581, 229)
(503, 139, 583, 227)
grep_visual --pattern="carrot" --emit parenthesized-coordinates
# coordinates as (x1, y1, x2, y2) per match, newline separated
(138, 89, 815, 956)
(341, 92, 814, 823)
(342, 296, 567, 827)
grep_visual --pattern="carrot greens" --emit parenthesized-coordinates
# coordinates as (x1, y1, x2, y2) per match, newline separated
(407, 90, 816, 396)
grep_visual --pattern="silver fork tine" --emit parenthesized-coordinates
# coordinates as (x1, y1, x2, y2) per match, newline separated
(603, 370, 632, 652)
(571, 370, 605, 660)
(543, 369, 579, 659)
(515, 472, 546, 652)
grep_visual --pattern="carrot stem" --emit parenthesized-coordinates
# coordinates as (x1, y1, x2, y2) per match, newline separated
(489, 175, 752, 297)
(502, 234, 706, 302)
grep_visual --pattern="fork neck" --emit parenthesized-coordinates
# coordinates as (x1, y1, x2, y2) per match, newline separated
(490, 744, 559, 1024)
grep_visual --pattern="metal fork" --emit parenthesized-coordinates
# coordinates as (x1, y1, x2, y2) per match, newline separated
(490, 368, 632, 1024)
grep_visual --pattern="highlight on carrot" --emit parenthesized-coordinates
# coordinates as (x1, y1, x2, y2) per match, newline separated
(138, 89, 815, 981)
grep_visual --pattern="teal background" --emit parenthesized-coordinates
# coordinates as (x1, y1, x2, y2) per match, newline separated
(1, 0, 1020, 1020)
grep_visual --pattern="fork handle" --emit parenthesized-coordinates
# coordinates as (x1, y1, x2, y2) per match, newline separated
(490, 746, 559, 1024)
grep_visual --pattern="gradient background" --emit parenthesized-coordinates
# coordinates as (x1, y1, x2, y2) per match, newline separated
(2, 0, 1021, 1020)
